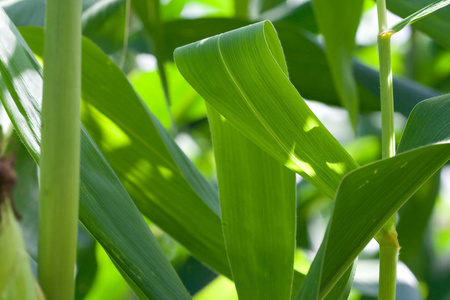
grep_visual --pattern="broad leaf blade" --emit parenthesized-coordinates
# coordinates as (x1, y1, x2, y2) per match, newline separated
(19, 26, 308, 293)
(20, 26, 229, 275)
(0, 9, 191, 300)
(208, 105, 296, 300)
(164, 18, 438, 116)
(174, 21, 359, 199)
(297, 95, 450, 299)
(311, 0, 363, 129)
(390, 0, 450, 33)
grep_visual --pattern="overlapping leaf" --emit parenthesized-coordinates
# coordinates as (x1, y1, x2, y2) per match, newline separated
(19, 26, 229, 274)
(297, 94, 450, 299)
(0, 9, 190, 299)
(311, 0, 363, 129)
(208, 105, 296, 300)
(19, 26, 308, 288)
(174, 21, 359, 199)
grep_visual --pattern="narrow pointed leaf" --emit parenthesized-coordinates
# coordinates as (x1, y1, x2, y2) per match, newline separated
(311, 0, 363, 129)
(0, 9, 191, 299)
(208, 105, 296, 300)
(174, 21, 359, 199)
(387, 0, 450, 49)
(389, 0, 450, 34)
(297, 94, 450, 299)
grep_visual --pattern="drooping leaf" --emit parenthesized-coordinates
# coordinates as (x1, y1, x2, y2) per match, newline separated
(311, 0, 364, 129)
(389, 0, 450, 34)
(20, 24, 227, 267)
(0, 9, 191, 299)
(208, 105, 296, 300)
(19, 26, 307, 288)
(297, 94, 450, 299)
(163, 18, 439, 117)
(387, 0, 450, 49)
(174, 21, 359, 199)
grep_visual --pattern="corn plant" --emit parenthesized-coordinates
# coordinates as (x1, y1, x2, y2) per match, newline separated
(0, 0, 449, 299)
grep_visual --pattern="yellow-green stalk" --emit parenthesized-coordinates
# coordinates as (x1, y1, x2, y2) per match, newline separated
(0, 159, 39, 300)
(38, 0, 82, 299)
(376, 1, 400, 299)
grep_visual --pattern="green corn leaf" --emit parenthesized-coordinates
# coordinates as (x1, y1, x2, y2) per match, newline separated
(397, 94, 450, 153)
(174, 20, 359, 199)
(387, 0, 450, 49)
(0, 9, 191, 300)
(311, 0, 364, 130)
(389, 0, 450, 34)
(163, 18, 438, 117)
(208, 105, 296, 300)
(297, 94, 450, 299)
(19, 26, 308, 289)
(20, 25, 228, 272)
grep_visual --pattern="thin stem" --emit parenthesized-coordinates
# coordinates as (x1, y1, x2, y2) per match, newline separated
(378, 34, 396, 159)
(376, 1, 399, 299)
(38, 0, 82, 299)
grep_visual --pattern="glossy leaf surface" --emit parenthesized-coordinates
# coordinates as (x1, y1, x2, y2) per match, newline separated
(297, 94, 450, 299)
(19, 26, 307, 289)
(175, 21, 359, 199)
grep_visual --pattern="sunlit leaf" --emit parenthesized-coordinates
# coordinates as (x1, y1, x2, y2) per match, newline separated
(0, 9, 191, 299)
(19, 26, 308, 288)
(174, 21, 359, 199)
(163, 18, 438, 118)
(297, 94, 450, 299)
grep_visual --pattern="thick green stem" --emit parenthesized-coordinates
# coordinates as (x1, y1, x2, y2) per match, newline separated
(38, 0, 82, 299)
(376, 1, 399, 299)
(377, 229, 400, 300)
